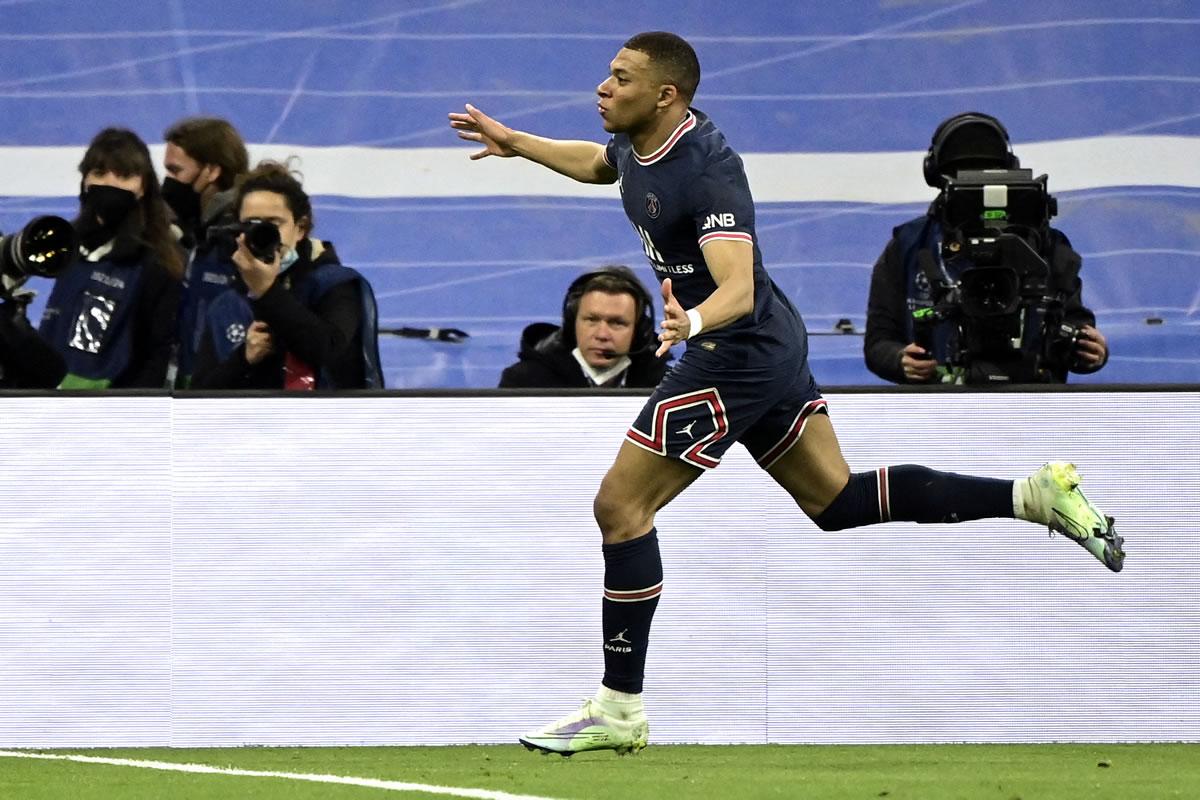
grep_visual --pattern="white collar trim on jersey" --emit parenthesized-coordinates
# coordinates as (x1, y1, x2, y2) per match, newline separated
(633, 111, 696, 166)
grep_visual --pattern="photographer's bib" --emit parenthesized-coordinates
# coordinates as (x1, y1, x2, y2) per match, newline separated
(175, 246, 236, 387)
(38, 255, 145, 389)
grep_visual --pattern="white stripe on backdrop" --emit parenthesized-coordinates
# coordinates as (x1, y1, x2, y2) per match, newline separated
(1, 136, 1199, 201)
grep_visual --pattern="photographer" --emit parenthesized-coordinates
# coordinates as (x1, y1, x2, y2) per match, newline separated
(865, 112, 1108, 385)
(162, 116, 250, 387)
(190, 160, 383, 390)
(0, 216, 73, 388)
(38, 128, 183, 389)
(499, 266, 670, 388)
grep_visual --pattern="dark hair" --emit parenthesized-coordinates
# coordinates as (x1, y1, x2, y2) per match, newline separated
(78, 127, 183, 280)
(562, 265, 656, 351)
(164, 116, 250, 191)
(235, 159, 313, 234)
(623, 31, 701, 102)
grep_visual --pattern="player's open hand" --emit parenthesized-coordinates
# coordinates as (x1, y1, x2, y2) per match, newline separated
(448, 104, 518, 160)
(656, 278, 690, 357)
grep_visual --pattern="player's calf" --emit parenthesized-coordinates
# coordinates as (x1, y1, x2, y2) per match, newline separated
(812, 465, 1013, 530)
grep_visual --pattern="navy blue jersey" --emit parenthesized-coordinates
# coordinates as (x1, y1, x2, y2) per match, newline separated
(604, 108, 807, 361)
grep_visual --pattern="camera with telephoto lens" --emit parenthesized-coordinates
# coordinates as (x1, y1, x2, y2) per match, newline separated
(205, 218, 282, 263)
(0, 216, 77, 302)
(913, 168, 1076, 383)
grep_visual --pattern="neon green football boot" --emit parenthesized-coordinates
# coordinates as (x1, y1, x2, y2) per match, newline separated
(519, 697, 649, 757)
(1019, 462, 1124, 572)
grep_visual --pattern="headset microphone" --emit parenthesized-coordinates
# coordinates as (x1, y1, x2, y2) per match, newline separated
(598, 335, 660, 359)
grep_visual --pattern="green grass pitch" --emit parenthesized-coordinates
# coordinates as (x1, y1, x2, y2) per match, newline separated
(2, 744, 1199, 799)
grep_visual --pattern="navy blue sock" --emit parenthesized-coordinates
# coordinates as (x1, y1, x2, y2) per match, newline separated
(600, 528, 662, 694)
(814, 465, 1014, 530)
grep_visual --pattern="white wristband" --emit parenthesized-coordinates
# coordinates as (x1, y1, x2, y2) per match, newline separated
(685, 308, 704, 339)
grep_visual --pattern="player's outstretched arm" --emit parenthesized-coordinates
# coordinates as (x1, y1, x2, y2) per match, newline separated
(448, 103, 617, 185)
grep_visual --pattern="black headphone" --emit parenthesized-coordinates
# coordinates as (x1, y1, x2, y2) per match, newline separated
(561, 265, 656, 353)
(923, 112, 1019, 188)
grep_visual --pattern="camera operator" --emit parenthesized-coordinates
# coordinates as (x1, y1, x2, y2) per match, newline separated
(162, 116, 251, 387)
(865, 112, 1107, 385)
(190, 160, 383, 390)
(499, 266, 670, 388)
(38, 128, 184, 389)
(0, 213, 77, 387)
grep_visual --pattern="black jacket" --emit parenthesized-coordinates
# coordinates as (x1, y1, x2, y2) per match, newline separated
(191, 240, 369, 389)
(0, 297, 67, 388)
(498, 322, 670, 388)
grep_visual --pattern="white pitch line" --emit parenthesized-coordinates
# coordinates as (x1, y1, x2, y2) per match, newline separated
(0, 750, 566, 800)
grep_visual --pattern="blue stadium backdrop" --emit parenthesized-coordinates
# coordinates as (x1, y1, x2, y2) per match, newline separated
(1, 1, 1197, 387)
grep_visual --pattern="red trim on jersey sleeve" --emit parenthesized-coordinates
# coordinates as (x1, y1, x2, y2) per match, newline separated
(698, 231, 754, 248)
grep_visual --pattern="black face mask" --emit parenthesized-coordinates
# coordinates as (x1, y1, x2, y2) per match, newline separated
(161, 176, 202, 227)
(77, 184, 139, 250)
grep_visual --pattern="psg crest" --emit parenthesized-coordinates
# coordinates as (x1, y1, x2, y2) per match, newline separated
(645, 192, 661, 219)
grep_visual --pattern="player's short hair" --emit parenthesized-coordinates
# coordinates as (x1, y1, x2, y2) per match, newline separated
(164, 116, 250, 191)
(622, 31, 701, 103)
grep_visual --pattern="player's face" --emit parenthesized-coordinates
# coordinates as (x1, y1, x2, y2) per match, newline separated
(596, 48, 663, 133)
(575, 290, 638, 368)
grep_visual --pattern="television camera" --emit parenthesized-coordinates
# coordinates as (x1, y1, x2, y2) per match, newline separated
(913, 168, 1081, 383)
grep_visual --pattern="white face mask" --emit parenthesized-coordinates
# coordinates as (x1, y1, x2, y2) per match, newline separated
(279, 247, 299, 272)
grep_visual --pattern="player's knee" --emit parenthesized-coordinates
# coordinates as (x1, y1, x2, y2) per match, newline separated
(593, 484, 645, 541)
(812, 471, 875, 531)
(813, 506, 850, 532)
(592, 486, 626, 537)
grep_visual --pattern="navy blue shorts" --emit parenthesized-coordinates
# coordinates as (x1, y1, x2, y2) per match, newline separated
(626, 346, 827, 471)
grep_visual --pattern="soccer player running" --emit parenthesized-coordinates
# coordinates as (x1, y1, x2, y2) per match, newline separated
(449, 31, 1124, 757)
